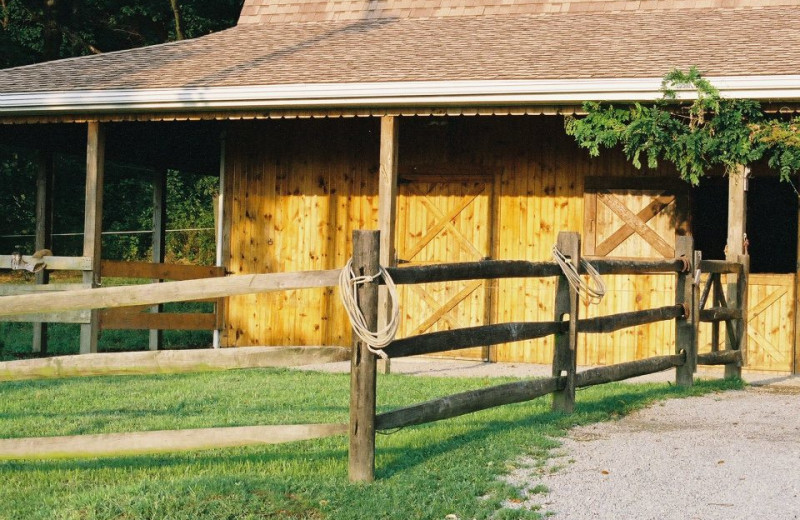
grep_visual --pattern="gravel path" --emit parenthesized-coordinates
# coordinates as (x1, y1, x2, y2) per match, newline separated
(506, 387, 800, 520)
(297, 358, 800, 519)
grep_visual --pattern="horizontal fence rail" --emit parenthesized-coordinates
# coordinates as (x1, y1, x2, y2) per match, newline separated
(384, 258, 687, 285)
(0, 269, 341, 317)
(376, 353, 686, 430)
(383, 305, 685, 358)
(0, 255, 92, 271)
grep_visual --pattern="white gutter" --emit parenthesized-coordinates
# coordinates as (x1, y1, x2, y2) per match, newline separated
(2, 76, 800, 115)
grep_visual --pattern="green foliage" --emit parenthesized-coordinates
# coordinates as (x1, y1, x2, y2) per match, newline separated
(565, 67, 800, 185)
(0, 369, 743, 519)
(0, 0, 244, 67)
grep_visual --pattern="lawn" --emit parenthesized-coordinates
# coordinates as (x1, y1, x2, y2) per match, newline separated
(0, 368, 743, 520)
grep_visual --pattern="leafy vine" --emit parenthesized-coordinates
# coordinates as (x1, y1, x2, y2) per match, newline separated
(565, 67, 800, 188)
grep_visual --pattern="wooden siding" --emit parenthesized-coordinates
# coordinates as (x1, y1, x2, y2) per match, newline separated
(223, 116, 794, 372)
(223, 119, 379, 347)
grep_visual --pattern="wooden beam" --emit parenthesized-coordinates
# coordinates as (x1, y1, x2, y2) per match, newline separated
(0, 423, 348, 459)
(383, 321, 564, 358)
(349, 230, 379, 483)
(674, 236, 695, 387)
(0, 255, 92, 271)
(0, 284, 90, 296)
(578, 305, 684, 334)
(796, 190, 800, 374)
(99, 310, 216, 331)
(596, 191, 675, 258)
(699, 307, 743, 322)
(0, 346, 351, 382)
(1, 311, 91, 324)
(726, 166, 748, 260)
(594, 194, 674, 257)
(698, 350, 742, 366)
(699, 260, 743, 274)
(384, 258, 685, 285)
(100, 260, 225, 281)
(150, 169, 167, 351)
(378, 116, 399, 374)
(575, 354, 684, 388)
(552, 231, 580, 413)
(0, 269, 340, 317)
(728, 254, 749, 378)
(376, 376, 561, 431)
(80, 122, 105, 354)
(33, 150, 54, 354)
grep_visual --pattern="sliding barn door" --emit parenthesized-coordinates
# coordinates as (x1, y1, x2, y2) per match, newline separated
(395, 176, 492, 360)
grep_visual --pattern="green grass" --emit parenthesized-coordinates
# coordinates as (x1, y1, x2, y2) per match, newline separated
(0, 368, 744, 520)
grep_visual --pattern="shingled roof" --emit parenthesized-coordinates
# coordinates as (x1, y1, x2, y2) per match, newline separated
(1, 0, 800, 116)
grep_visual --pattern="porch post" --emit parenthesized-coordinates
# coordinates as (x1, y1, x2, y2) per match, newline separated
(725, 165, 748, 378)
(32, 150, 54, 354)
(377, 116, 399, 373)
(149, 169, 167, 351)
(79, 122, 105, 354)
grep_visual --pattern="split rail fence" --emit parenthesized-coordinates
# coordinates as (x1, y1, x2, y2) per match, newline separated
(0, 255, 224, 353)
(0, 230, 748, 482)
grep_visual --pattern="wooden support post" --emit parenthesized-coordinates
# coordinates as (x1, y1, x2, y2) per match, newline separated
(80, 122, 105, 354)
(725, 254, 749, 379)
(552, 231, 580, 413)
(32, 150, 54, 354)
(724, 165, 747, 377)
(674, 236, 695, 387)
(377, 116, 399, 375)
(349, 230, 379, 483)
(149, 169, 167, 351)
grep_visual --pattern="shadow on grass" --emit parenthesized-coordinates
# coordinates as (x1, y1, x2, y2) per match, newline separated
(0, 379, 743, 482)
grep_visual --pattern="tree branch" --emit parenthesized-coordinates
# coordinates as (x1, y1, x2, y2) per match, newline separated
(169, 0, 185, 40)
(1, 0, 9, 30)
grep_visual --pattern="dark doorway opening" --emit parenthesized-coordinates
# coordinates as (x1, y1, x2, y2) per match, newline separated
(691, 177, 798, 273)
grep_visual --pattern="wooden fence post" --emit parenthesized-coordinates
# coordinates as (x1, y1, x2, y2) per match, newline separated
(674, 236, 695, 387)
(349, 230, 380, 483)
(725, 254, 749, 379)
(32, 150, 54, 354)
(80, 121, 105, 354)
(552, 231, 580, 413)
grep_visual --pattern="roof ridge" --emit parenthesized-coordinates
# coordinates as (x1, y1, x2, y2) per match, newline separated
(238, 0, 800, 25)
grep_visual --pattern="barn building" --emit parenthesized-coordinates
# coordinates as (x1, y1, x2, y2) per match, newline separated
(1, 0, 799, 372)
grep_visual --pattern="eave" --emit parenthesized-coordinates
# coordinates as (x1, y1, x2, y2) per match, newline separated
(3, 76, 800, 118)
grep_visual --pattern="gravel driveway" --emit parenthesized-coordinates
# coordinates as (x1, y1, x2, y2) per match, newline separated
(298, 358, 800, 519)
(507, 386, 800, 520)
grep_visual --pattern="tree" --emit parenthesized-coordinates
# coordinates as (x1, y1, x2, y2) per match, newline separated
(0, 0, 243, 68)
(565, 68, 800, 186)
(0, 1, 242, 261)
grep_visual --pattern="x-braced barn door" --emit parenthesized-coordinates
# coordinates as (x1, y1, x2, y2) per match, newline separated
(583, 178, 689, 258)
(395, 174, 493, 360)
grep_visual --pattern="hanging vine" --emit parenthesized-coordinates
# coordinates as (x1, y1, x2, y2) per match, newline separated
(565, 67, 800, 187)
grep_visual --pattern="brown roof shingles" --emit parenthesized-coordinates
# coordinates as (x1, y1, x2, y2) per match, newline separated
(237, 0, 800, 23)
(0, 5, 799, 94)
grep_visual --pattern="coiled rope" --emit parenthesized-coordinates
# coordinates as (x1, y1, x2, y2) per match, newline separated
(338, 258, 400, 359)
(552, 245, 606, 305)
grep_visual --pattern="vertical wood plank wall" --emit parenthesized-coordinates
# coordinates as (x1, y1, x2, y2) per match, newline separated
(223, 119, 379, 347)
(222, 116, 793, 372)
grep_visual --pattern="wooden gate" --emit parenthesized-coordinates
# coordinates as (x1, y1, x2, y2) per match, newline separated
(697, 273, 795, 372)
(394, 174, 492, 360)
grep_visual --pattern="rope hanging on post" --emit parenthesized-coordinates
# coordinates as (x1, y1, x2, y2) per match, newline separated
(338, 258, 400, 359)
(552, 245, 606, 305)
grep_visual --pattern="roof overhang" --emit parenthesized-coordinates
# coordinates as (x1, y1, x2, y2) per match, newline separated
(3, 75, 800, 116)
